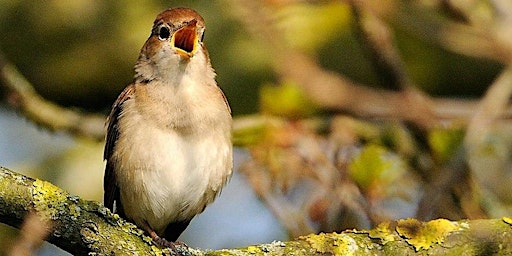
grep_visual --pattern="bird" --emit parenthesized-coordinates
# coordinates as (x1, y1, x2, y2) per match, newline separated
(103, 7, 233, 248)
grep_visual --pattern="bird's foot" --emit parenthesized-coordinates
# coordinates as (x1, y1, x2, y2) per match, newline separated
(142, 221, 189, 254)
(152, 237, 189, 255)
(152, 236, 174, 248)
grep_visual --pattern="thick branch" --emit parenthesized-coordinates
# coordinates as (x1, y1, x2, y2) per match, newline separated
(0, 166, 173, 255)
(1, 166, 512, 255)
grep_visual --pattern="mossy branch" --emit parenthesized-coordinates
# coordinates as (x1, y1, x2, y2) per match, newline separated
(0, 166, 511, 255)
(0, 166, 170, 255)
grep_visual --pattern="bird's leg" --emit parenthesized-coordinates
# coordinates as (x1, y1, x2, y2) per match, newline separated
(142, 221, 177, 250)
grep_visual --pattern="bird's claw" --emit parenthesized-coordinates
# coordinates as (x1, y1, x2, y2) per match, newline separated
(153, 237, 189, 255)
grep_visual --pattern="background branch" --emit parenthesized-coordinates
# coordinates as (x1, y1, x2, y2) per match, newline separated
(0, 52, 106, 140)
(465, 64, 512, 146)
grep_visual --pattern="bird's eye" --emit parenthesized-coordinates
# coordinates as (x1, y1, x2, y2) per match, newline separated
(158, 26, 170, 40)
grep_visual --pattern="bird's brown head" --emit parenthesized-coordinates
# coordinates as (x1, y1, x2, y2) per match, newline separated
(151, 8, 205, 58)
(140, 8, 206, 60)
(135, 8, 212, 82)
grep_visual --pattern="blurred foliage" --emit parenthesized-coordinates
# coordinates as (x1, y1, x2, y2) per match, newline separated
(0, 0, 503, 115)
(0, 0, 274, 114)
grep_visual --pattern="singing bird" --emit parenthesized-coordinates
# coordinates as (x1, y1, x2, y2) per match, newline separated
(103, 7, 233, 247)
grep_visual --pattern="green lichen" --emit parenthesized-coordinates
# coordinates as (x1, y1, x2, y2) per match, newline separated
(32, 179, 68, 222)
(93, 202, 147, 242)
(80, 221, 100, 245)
(69, 204, 81, 220)
(150, 245, 163, 256)
(368, 221, 396, 244)
(396, 218, 460, 251)
(0, 169, 32, 219)
(300, 232, 357, 255)
(142, 235, 153, 244)
(247, 245, 262, 254)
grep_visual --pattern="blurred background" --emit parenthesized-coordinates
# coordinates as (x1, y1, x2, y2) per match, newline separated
(1, 0, 512, 255)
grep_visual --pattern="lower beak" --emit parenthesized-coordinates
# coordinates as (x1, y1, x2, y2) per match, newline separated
(171, 20, 198, 58)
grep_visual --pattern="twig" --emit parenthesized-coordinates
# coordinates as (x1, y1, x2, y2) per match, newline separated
(351, 0, 412, 91)
(465, 65, 512, 146)
(351, 0, 438, 129)
(0, 52, 106, 140)
(8, 212, 52, 256)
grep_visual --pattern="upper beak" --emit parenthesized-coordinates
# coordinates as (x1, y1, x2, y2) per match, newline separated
(171, 20, 198, 58)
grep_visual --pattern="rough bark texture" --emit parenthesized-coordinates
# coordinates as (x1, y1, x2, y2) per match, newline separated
(0, 166, 511, 255)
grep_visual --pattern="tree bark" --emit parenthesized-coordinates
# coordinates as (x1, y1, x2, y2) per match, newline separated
(0, 166, 511, 255)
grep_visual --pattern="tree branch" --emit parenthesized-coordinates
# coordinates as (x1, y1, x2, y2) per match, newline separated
(0, 166, 170, 255)
(0, 52, 106, 140)
(1, 165, 511, 255)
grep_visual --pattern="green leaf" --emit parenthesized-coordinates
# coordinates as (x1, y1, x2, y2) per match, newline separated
(260, 81, 318, 118)
(348, 144, 405, 190)
(428, 127, 464, 163)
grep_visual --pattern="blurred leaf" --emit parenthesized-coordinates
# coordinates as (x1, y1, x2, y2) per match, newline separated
(348, 144, 406, 190)
(428, 127, 464, 163)
(260, 81, 318, 118)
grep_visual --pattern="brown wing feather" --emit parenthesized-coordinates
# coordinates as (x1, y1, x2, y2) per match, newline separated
(103, 84, 135, 215)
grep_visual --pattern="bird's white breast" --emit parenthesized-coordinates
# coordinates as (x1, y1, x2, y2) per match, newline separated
(112, 80, 232, 235)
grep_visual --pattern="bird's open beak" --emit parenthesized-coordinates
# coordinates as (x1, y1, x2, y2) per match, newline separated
(171, 20, 198, 58)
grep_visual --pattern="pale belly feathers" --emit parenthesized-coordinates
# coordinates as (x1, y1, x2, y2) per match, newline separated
(112, 98, 231, 235)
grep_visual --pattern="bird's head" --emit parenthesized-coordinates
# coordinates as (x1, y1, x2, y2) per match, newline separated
(135, 8, 211, 83)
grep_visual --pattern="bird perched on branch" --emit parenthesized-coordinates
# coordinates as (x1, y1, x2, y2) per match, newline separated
(103, 7, 232, 248)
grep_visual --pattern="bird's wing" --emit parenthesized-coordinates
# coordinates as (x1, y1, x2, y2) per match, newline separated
(103, 84, 135, 216)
